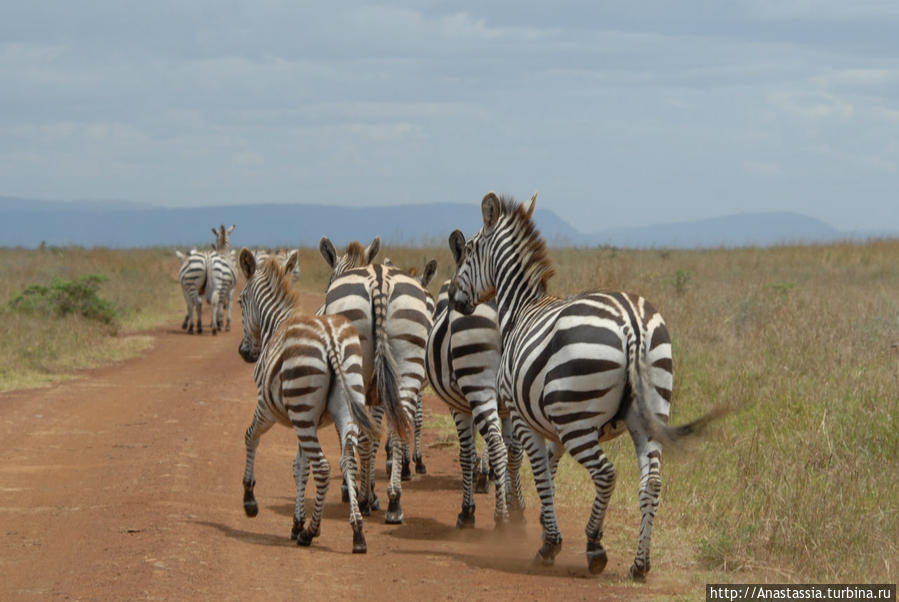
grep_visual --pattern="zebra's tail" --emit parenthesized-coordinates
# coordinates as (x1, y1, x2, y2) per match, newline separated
(325, 329, 379, 441)
(370, 278, 412, 442)
(629, 341, 724, 445)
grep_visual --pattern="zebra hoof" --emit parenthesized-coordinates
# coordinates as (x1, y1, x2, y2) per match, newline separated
(533, 540, 562, 566)
(290, 518, 303, 541)
(187, 326, 194, 334)
(474, 472, 490, 494)
(296, 529, 314, 547)
(629, 561, 649, 582)
(212, 329, 218, 336)
(359, 499, 371, 517)
(414, 460, 427, 474)
(456, 504, 475, 529)
(401, 461, 412, 481)
(587, 544, 608, 575)
(352, 525, 367, 554)
(197, 326, 202, 334)
(243, 500, 258, 517)
(369, 493, 380, 512)
(341, 483, 350, 503)
(385, 496, 403, 524)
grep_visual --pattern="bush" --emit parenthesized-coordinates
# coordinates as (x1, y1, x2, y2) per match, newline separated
(8, 274, 118, 324)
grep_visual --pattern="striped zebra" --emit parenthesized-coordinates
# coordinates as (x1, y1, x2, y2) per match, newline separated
(175, 248, 208, 334)
(254, 248, 301, 282)
(321, 260, 433, 524)
(383, 257, 438, 478)
(448, 192, 715, 579)
(236, 249, 377, 553)
(207, 225, 237, 335)
(427, 275, 526, 528)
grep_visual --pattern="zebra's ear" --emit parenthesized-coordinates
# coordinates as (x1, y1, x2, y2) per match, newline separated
(211, 227, 219, 237)
(238, 248, 256, 279)
(175, 250, 185, 260)
(283, 250, 299, 277)
(524, 191, 538, 219)
(449, 230, 466, 266)
(482, 192, 501, 229)
(365, 235, 381, 264)
(227, 224, 235, 234)
(319, 237, 337, 268)
(421, 259, 438, 287)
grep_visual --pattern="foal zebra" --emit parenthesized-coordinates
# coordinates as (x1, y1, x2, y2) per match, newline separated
(321, 259, 433, 524)
(207, 225, 237, 335)
(448, 192, 714, 579)
(175, 249, 208, 334)
(237, 249, 376, 553)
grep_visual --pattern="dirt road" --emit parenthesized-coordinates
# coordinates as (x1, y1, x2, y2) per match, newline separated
(0, 292, 695, 600)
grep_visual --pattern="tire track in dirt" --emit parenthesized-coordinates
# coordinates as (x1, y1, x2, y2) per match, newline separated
(0, 291, 692, 600)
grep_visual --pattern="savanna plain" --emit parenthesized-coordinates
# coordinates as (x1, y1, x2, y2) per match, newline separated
(0, 240, 896, 599)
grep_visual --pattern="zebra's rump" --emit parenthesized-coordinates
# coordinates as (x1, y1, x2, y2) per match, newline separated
(505, 291, 672, 440)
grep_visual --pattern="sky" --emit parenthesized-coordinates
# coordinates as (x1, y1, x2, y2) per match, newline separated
(1, 1, 898, 233)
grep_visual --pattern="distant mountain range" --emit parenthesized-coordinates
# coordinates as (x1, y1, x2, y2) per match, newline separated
(0, 196, 894, 249)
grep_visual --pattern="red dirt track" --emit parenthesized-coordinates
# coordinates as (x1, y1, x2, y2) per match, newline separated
(0, 292, 692, 600)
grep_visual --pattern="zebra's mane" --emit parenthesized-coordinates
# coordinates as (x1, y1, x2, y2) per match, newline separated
(344, 241, 367, 265)
(496, 194, 555, 293)
(258, 256, 300, 312)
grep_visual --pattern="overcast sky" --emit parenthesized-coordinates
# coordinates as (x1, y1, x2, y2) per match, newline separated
(1, 1, 898, 232)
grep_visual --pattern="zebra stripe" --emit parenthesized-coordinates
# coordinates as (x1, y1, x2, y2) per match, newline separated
(207, 224, 237, 335)
(176, 249, 209, 334)
(236, 248, 376, 553)
(448, 192, 713, 580)
(254, 248, 301, 282)
(322, 262, 433, 524)
(426, 278, 526, 528)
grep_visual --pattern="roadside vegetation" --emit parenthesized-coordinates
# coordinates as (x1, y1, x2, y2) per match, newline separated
(2, 239, 896, 583)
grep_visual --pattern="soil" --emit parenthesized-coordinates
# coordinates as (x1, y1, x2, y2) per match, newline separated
(0, 291, 696, 601)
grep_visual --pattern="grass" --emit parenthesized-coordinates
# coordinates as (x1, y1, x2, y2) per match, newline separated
(0, 245, 185, 390)
(2, 239, 896, 583)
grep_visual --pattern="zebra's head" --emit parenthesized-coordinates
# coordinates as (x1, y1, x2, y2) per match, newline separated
(236, 247, 300, 363)
(319, 235, 380, 286)
(212, 224, 236, 252)
(448, 191, 539, 316)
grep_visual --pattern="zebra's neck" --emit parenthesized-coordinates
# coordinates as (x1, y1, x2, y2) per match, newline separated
(258, 289, 296, 350)
(491, 226, 551, 344)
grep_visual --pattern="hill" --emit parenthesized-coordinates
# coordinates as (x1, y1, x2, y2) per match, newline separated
(0, 196, 893, 248)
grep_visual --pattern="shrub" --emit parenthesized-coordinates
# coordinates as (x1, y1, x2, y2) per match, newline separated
(8, 274, 118, 324)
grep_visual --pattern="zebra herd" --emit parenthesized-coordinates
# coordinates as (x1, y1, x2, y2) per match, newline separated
(188, 194, 715, 581)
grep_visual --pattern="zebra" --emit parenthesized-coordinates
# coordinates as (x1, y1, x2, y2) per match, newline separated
(321, 260, 433, 524)
(254, 248, 301, 282)
(175, 248, 208, 334)
(383, 257, 438, 479)
(236, 248, 377, 553)
(207, 225, 237, 335)
(448, 192, 716, 579)
(426, 274, 527, 529)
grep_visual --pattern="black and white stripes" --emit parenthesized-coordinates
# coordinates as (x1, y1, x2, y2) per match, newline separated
(236, 249, 377, 553)
(448, 192, 711, 579)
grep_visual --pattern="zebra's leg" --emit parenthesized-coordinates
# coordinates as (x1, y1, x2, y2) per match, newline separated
(290, 443, 310, 540)
(242, 408, 276, 517)
(224, 289, 234, 331)
(451, 409, 477, 528)
(513, 417, 562, 565)
(356, 432, 374, 517)
(195, 298, 203, 334)
(401, 440, 412, 481)
(472, 407, 509, 526)
(331, 399, 367, 554)
(557, 425, 617, 575)
(384, 428, 405, 524)
(474, 433, 491, 494)
(547, 440, 563, 480)
(627, 426, 663, 581)
(356, 404, 383, 512)
(412, 392, 426, 474)
(295, 439, 329, 547)
(503, 418, 526, 522)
